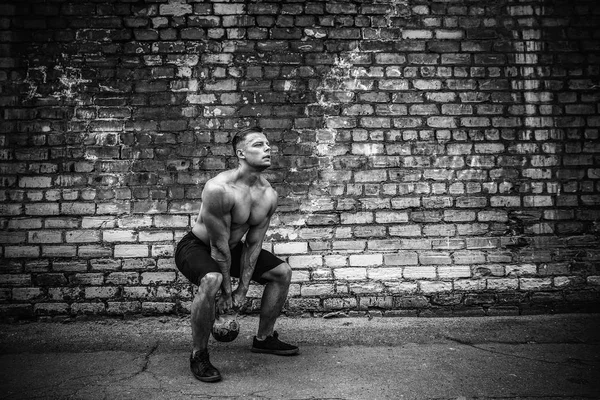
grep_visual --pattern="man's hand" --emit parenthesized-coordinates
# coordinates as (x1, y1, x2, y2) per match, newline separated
(216, 293, 233, 315)
(232, 287, 247, 311)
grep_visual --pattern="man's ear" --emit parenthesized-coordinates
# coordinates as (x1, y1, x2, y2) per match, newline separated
(236, 148, 245, 159)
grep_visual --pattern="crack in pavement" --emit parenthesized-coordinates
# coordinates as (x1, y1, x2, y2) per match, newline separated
(141, 341, 159, 373)
(429, 397, 600, 400)
(444, 336, 600, 369)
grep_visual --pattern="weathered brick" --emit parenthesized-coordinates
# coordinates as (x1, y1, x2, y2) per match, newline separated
(71, 273, 104, 285)
(273, 242, 308, 255)
(300, 284, 335, 297)
(4, 246, 40, 258)
(333, 267, 367, 281)
(114, 245, 149, 258)
(349, 254, 383, 267)
(367, 267, 404, 280)
(104, 230, 138, 242)
(420, 281, 452, 293)
(141, 272, 176, 285)
(519, 278, 553, 291)
(34, 303, 69, 315)
(0, 1, 596, 319)
(288, 255, 322, 269)
(403, 266, 436, 279)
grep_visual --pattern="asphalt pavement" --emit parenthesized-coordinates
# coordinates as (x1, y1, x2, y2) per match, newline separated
(1, 313, 599, 399)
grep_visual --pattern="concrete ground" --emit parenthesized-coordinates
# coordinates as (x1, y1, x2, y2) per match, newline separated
(0, 313, 599, 400)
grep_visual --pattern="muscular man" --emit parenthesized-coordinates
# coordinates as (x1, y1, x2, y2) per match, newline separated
(175, 127, 298, 383)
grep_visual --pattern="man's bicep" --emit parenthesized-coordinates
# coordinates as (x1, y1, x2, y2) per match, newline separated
(201, 185, 232, 246)
(204, 211, 231, 245)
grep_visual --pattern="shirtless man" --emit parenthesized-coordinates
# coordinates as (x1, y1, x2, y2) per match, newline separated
(175, 127, 298, 383)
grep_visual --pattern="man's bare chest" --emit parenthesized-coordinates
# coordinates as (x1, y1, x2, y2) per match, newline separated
(230, 189, 271, 226)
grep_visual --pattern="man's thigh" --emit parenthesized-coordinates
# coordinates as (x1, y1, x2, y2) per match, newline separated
(230, 244, 285, 285)
(175, 232, 220, 285)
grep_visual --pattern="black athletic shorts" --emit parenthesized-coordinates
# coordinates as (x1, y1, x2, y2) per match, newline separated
(175, 231, 285, 285)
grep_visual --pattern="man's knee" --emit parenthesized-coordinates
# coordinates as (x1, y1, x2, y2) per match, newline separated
(198, 272, 222, 294)
(273, 263, 292, 285)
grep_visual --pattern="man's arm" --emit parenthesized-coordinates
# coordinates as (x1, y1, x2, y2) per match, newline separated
(234, 192, 277, 305)
(201, 182, 234, 305)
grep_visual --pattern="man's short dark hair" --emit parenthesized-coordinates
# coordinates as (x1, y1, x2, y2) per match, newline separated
(232, 127, 263, 154)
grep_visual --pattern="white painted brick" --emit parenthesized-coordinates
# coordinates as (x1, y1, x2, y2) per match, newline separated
(383, 252, 418, 266)
(312, 268, 333, 280)
(288, 255, 323, 269)
(81, 217, 117, 229)
(324, 255, 347, 267)
(453, 279, 486, 291)
(118, 216, 152, 228)
(273, 242, 308, 255)
(402, 29, 433, 39)
(419, 281, 452, 293)
(403, 266, 436, 279)
(340, 212, 373, 224)
(383, 281, 418, 294)
(103, 230, 138, 242)
(349, 282, 385, 294)
(291, 270, 310, 283)
(367, 267, 403, 280)
(375, 211, 409, 223)
(349, 254, 383, 266)
(300, 283, 335, 297)
(114, 245, 149, 258)
(334, 267, 367, 281)
(437, 265, 471, 279)
(139, 231, 173, 242)
(154, 215, 189, 228)
(66, 230, 101, 243)
(486, 278, 519, 290)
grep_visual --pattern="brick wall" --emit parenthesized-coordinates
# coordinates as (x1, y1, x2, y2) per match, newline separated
(1, 0, 599, 320)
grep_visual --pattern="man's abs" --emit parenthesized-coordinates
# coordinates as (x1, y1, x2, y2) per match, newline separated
(191, 222, 248, 248)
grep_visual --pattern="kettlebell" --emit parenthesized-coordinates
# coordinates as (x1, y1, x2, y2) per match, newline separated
(211, 313, 240, 342)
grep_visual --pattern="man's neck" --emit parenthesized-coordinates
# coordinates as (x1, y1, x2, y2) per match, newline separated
(234, 164, 264, 186)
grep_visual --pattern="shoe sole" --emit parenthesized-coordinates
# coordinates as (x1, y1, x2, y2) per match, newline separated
(192, 373, 222, 383)
(251, 347, 299, 356)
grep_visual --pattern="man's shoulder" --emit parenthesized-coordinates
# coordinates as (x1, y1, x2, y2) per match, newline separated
(203, 172, 236, 199)
(206, 170, 235, 187)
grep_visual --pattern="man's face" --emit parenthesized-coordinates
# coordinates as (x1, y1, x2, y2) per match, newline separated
(239, 132, 271, 169)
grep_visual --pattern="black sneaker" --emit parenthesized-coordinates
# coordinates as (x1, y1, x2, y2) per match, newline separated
(251, 331, 299, 356)
(190, 350, 221, 382)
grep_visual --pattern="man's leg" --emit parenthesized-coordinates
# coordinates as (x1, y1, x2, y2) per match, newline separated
(192, 272, 222, 351)
(251, 262, 298, 355)
(257, 262, 292, 338)
(190, 272, 222, 382)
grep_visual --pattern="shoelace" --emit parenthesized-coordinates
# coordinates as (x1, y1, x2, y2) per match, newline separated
(192, 351, 212, 371)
